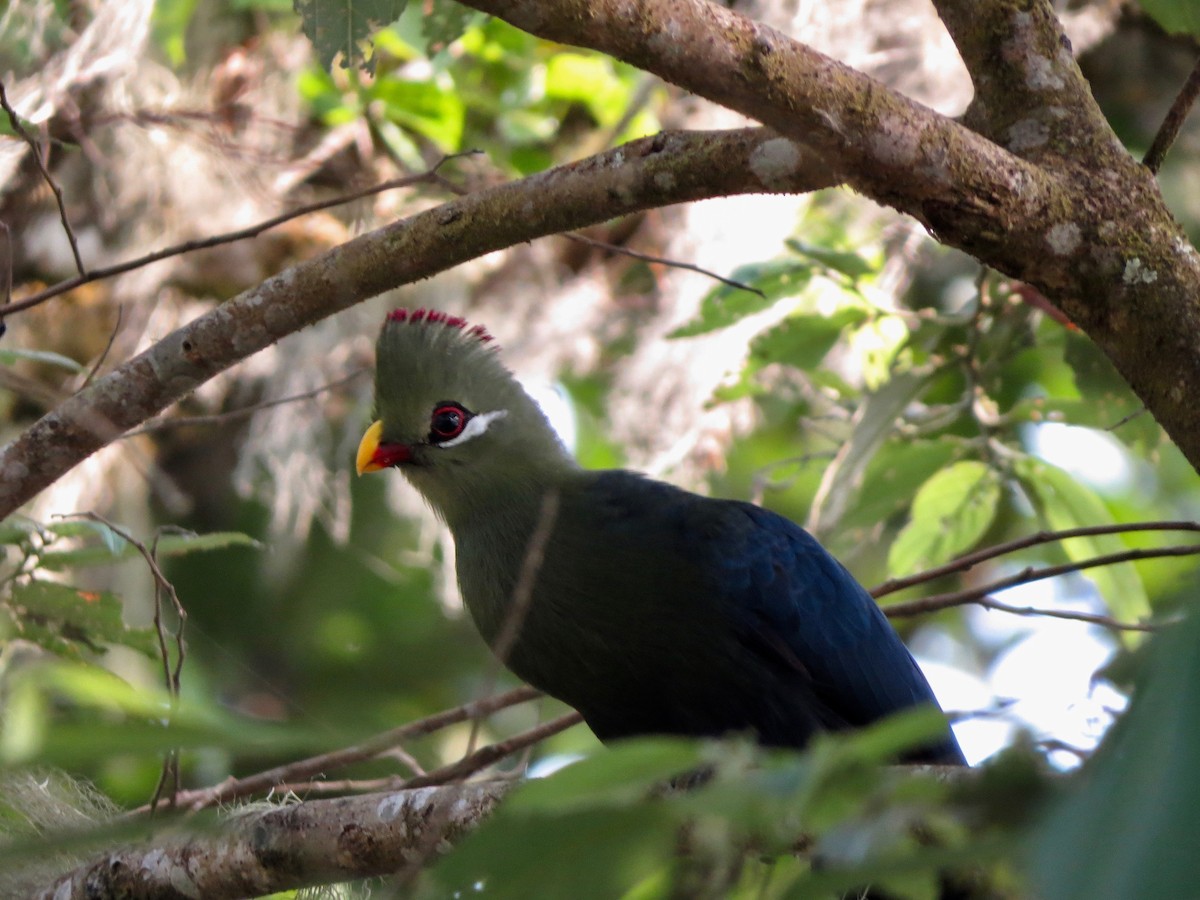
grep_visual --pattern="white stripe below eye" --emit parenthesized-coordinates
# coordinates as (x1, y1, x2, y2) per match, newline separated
(438, 409, 508, 448)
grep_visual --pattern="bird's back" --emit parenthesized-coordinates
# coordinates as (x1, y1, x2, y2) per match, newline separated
(455, 469, 965, 765)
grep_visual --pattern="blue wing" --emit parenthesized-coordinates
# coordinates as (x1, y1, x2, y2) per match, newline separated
(584, 471, 965, 763)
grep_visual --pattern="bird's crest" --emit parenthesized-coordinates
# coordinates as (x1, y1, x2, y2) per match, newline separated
(385, 308, 494, 345)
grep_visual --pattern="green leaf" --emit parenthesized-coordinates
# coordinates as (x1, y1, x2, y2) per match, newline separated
(1014, 457, 1150, 628)
(370, 76, 464, 149)
(888, 461, 1001, 577)
(669, 259, 814, 338)
(1139, 0, 1200, 36)
(0, 347, 84, 372)
(435, 804, 681, 899)
(1029, 609, 1200, 898)
(544, 53, 627, 126)
(421, 0, 476, 53)
(151, 0, 198, 66)
(749, 308, 868, 371)
(293, 0, 408, 72)
(785, 238, 878, 280)
(510, 739, 705, 814)
(8, 581, 158, 657)
(39, 530, 259, 570)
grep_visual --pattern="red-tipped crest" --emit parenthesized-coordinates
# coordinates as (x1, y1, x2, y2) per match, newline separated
(386, 307, 494, 343)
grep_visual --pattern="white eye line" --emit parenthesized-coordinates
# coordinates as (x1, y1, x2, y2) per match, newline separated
(437, 409, 508, 449)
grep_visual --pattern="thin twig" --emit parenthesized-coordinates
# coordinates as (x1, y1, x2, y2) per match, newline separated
(122, 369, 367, 437)
(277, 713, 582, 798)
(3, 152, 479, 317)
(563, 231, 765, 297)
(977, 596, 1169, 633)
(0, 81, 84, 276)
(1144, 55, 1200, 173)
(884, 542, 1200, 619)
(60, 513, 189, 813)
(872, 520, 1200, 598)
(401, 712, 583, 790)
(0, 221, 12, 319)
(132, 685, 541, 814)
(466, 491, 560, 755)
(82, 305, 122, 388)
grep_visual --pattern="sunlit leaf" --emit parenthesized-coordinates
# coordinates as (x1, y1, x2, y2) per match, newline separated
(1014, 457, 1150, 628)
(785, 238, 878, 280)
(888, 461, 1001, 577)
(669, 260, 814, 338)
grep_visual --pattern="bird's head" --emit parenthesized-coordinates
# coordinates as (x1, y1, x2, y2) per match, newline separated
(356, 309, 573, 523)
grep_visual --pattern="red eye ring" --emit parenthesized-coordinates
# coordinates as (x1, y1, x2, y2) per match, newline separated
(429, 403, 470, 443)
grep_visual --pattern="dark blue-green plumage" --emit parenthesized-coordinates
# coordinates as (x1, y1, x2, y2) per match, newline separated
(361, 310, 965, 766)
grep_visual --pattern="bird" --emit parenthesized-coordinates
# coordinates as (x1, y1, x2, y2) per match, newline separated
(356, 308, 965, 765)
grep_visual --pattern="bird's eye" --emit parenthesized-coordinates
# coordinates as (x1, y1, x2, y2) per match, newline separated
(429, 403, 470, 443)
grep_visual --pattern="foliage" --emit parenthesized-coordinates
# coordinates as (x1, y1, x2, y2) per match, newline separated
(3, 0, 1200, 897)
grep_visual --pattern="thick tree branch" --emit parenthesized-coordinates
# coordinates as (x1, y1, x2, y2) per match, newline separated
(0, 127, 834, 518)
(453, 0, 1200, 475)
(35, 782, 510, 900)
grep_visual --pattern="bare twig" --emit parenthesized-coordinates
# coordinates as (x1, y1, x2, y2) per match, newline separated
(872, 520, 1200, 598)
(60, 513, 189, 812)
(401, 712, 583, 790)
(0, 82, 84, 276)
(122, 369, 367, 437)
(3, 152, 478, 317)
(1144, 55, 1200, 173)
(883, 542, 1200, 619)
(136, 685, 541, 814)
(273, 713, 582, 798)
(82, 305, 122, 388)
(977, 597, 1169, 633)
(562, 232, 765, 297)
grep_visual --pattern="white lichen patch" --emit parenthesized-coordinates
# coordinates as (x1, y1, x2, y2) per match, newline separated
(1045, 223, 1082, 256)
(653, 170, 676, 191)
(748, 138, 802, 189)
(869, 115, 919, 168)
(1123, 257, 1158, 284)
(1007, 118, 1049, 152)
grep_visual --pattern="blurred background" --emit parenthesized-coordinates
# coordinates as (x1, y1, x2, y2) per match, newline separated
(1, 0, 1197, 832)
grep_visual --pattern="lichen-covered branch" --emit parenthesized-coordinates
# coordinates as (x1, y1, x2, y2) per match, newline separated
(0, 127, 835, 519)
(34, 782, 509, 899)
(453, 0, 1200, 475)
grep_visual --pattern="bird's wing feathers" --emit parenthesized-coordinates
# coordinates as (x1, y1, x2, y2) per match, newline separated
(582, 472, 943, 729)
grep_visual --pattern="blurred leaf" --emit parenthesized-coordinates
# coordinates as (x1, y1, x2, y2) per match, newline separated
(750, 308, 869, 371)
(810, 370, 930, 538)
(370, 76, 464, 149)
(1014, 457, 1150, 626)
(150, 0, 197, 66)
(8, 581, 157, 657)
(1029, 610, 1200, 897)
(39, 530, 259, 570)
(1139, 0, 1200, 36)
(0, 661, 322, 766)
(888, 461, 1001, 576)
(421, 0, 476, 53)
(510, 739, 704, 814)
(434, 804, 681, 899)
(545, 53, 627, 125)
(785, 238, 877, 280)
(294, 0, 407, 72)
(0, 347, 84, 372)
(669, 260, 814, 338)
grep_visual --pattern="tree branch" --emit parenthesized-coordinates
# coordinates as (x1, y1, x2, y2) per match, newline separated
(36, 782, 510, 900)
(453, 0, 1200, 475)
(0, 127, 835, 519)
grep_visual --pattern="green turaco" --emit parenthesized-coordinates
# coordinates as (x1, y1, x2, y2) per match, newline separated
(357, 308, 964, 764)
